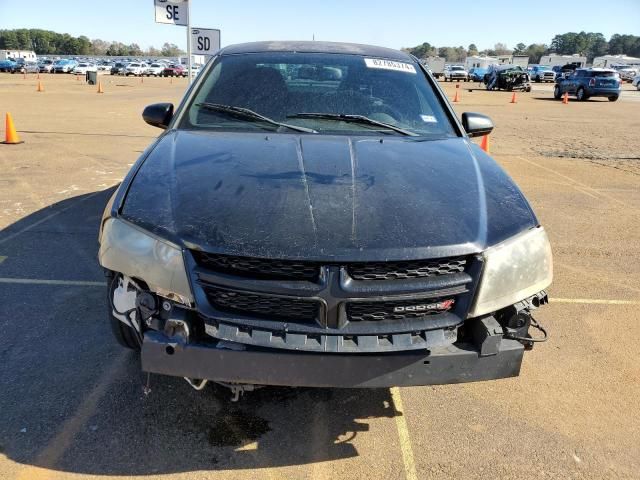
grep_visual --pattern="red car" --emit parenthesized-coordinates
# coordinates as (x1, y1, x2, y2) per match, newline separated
(162, 64, 187, 77)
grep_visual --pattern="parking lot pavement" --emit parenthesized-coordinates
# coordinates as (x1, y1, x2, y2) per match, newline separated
(1, 74, 639, 479)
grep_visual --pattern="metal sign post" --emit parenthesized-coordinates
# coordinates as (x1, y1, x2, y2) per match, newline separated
(186, 1, 192, 84)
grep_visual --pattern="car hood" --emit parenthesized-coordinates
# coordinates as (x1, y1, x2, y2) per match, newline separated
(120, 130, 537, 261)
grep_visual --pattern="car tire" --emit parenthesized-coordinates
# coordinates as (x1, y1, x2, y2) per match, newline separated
(107, 274, 141, 351)
(553, 85, 562, 99)
(608, 96, 619, 102)
(576, 87, 587, 101)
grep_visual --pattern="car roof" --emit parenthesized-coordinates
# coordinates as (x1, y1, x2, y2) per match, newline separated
(218, 41, 413, 61)
(578, 68, 615, 73)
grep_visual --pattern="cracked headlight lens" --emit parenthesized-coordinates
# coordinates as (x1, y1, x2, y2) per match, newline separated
(99, 218, 193, 305)
(469, 227, 553, 317)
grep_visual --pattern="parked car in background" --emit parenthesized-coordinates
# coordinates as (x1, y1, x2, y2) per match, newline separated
(10, 59, 39, 74)
(552, 63, 580, 80)
(53, 59, 77, 73)
(38, 59, 54, 73)
(554, 68, 622, 102)
(125, 62, 149, 76)
(632, 74, 640, 90)
(0, 59, 17, 72)
(110, 62, 128, 75)
(145, 63, 165, 76)
(444, 65, 468, 82)
(468, 67, 488, 82)
(72, 62, 97, 75)
(613, 65, 638, 82)
(528, 65, 556, 83)
(162, 64, 186, 77)
(98, 62, 114, 74)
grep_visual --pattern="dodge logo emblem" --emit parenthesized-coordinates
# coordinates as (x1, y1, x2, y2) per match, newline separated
(393, 299, 454, 313)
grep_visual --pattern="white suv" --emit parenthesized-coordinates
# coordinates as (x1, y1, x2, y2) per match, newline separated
(125, 62, 148, 76)
(444, 65, 468, 82)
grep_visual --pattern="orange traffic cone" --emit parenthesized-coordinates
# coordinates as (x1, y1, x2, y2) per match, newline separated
(480, 134, 490, 153)
(36, 80, 44, 92)
(453, 85, 460, 103)
(97, 81, 104, 94)
(2, 113, 23, 145)
(510, 92, 517, 103)
(562, 92, 569, 104)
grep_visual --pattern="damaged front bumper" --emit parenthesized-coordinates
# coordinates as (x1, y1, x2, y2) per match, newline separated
(141, 316, 526, 388)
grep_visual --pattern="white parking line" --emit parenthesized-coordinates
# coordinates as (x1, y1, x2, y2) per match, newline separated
(0, 278, 105, 286)
(390, 387, 418, 480)
(553, 298, 640, 305)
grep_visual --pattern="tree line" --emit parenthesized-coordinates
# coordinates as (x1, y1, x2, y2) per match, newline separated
(0, 29, 185, 57)
(405, 32, 640, 63)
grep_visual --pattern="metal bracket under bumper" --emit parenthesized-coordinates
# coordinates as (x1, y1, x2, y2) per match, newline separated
(141, 331, 525, 388)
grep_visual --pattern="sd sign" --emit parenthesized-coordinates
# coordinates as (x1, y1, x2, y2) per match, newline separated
(154, 0, 189, 26)
(191, 28, 221, 55)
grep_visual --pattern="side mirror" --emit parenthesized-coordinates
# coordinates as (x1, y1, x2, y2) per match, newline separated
(142, 103, 174, 129)
(461, 112, 494, 138)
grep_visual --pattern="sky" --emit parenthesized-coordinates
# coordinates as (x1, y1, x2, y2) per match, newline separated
(1, 0, 639, 51)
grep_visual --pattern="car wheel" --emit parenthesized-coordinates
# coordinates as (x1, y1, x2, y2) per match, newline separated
(608, 96, 619, 102)
(107, 274, 141, 351)
(553, 85, 562, 99)
(576, 87, 587, 101)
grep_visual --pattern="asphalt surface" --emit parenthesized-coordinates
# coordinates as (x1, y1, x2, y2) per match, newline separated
(0, 73, 639, 479)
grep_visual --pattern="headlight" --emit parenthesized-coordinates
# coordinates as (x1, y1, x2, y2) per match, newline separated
(99, 218, 193, 305)
(469, 227, 553, 317)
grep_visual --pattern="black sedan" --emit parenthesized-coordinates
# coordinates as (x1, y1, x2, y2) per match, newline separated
(98, 41, 552, 395)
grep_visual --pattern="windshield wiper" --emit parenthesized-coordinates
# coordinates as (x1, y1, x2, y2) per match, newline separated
(196, 103, 317, 134)
(286, 113, 419, 136)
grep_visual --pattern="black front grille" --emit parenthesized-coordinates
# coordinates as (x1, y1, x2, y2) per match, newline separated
(203, 286, 320, 322)
(347, 298, 454, 322)
(347, 257, 467, 281)
(193, 252, 320, 281)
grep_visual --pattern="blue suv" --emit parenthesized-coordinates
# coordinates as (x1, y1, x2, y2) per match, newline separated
(554, 68, 622, 102)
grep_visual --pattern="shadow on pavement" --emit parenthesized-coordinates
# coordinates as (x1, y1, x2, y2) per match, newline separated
(0, 189, 401, 476)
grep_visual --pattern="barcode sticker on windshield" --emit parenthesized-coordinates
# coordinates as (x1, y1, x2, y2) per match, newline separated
(364, 58, 417, 74)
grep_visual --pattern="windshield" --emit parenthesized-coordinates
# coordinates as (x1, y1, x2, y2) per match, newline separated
(182, 52, 455, 137)
(591, 70, 617, 77)
(451, 66, 464, 71)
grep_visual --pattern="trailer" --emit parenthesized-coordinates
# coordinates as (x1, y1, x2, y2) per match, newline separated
(0, 50, 37, 61)
(423, 56, 445, 78)
(539, 54, 587, 68)
(465, 55, 496, 70)
(593, 55, 640, 68)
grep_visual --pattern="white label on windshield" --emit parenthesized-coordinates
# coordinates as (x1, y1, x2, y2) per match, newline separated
(364, 58, 416, 74)
(420, 115, 437, 123)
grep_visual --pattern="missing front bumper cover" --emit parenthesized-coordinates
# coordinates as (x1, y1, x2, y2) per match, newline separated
(141, 330, 524, 388)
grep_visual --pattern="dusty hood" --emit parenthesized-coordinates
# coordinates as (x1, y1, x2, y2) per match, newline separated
(121, 130, 537, 261)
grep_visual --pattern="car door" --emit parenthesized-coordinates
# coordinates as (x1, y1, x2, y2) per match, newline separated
(564, 71, 578, 93)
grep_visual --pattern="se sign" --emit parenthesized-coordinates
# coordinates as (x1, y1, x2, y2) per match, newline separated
(154, 0, 189, 26)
